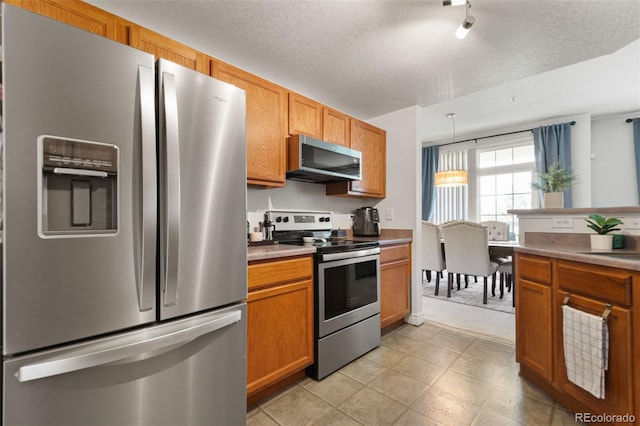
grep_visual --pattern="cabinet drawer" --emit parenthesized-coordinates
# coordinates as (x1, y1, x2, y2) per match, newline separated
(555, 260, 632, 307)
(381, 244, 410, 264)
(248, 256, 313, 291)
(517, 254, 552, 285)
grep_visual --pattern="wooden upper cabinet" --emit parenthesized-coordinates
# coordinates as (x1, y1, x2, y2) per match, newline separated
(214, 61, 288, 187)
(326, 118, 386, 198)
(128, 26, 210, 74)
(323, 108, 351, 147)
(6, 0, 122, 41)
(288, 93, 324, 139)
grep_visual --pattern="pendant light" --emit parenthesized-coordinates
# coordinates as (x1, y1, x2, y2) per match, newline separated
(434, 113, 468, 187)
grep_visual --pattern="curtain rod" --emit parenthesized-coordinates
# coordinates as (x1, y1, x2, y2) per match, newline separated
(626, 118, 638, 123)
(438, 121, 576, 148)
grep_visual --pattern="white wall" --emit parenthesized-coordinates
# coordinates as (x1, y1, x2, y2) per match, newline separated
(591, 112, 640, 207)
(368, 105, 424, 326)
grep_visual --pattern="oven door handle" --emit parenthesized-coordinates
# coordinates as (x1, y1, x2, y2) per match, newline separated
(321, 247, 380, 262)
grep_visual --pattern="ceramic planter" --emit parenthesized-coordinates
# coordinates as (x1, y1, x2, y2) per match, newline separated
(590, 234, 613, 250)
(543, 192, 564, 208)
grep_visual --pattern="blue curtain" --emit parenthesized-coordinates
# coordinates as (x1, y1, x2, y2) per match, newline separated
(633, 119, 640, 203)
(532, 122, 573, 207)
(422, 145, 439, 220)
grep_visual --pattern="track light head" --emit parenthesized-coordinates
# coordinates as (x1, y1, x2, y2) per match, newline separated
(443, 0, 467, 6)
(455, 15, 475, 39)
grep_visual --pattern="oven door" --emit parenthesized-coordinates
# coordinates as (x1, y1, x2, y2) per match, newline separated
(317, 253, 380, 338)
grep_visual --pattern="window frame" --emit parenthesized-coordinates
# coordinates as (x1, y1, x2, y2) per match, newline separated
(473, 135, 537, 240)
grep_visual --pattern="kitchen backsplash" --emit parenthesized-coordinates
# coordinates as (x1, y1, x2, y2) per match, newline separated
(247, 180, 377, 232)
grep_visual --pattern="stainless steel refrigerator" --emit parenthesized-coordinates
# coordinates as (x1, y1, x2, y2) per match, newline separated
(1, 4, 248, 425)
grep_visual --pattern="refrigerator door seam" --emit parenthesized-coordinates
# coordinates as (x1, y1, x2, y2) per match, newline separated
(15, 309, 242, 382)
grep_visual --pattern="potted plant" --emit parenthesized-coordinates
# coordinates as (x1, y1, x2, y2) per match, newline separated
(531, 162, 576, 208)
(584, 213, 624, 250)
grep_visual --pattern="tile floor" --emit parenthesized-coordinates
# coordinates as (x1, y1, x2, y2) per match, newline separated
(247, 299, 582, 425)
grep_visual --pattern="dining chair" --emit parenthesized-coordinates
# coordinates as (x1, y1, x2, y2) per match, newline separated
(480, 220, 510, 242)
(421, 221, 446, 295)
(441, 220, 498, 304)
(481, 220, 512, 295)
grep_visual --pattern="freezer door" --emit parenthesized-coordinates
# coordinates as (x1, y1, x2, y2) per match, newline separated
(157, 59, 248, 320)
(3, 304, 247, 426)
(2, 5, 157, 355)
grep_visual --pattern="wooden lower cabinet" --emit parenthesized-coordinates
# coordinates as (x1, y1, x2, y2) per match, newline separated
(247, 256, 314, 398)
(515, 253, 638, 422)
(380, 243, 411, 329)
(516, 254, 554, 381)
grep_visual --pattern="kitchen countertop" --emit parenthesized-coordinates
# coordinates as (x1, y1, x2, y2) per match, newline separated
(247, 228, 413, 262)
(352, 228, 413, 246)
(247, 244, 317, 262)
(515, 243, 640, 271)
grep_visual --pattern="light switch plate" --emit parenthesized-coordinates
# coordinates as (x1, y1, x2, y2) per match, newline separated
(385, 208, 394, 221)
(551, 217, 573, 228)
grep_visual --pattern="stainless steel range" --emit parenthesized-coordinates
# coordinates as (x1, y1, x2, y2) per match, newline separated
(268, 210, 381, 380)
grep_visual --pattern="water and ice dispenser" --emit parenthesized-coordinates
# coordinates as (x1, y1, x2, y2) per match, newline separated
(38, 136, 118, 237)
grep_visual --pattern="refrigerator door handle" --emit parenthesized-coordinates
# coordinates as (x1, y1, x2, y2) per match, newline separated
(138, 65, 157, 312)
(15, 309, 242, 383)
(162, 71, 181, 307)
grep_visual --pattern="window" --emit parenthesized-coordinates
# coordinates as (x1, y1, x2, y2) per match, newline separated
(477, 143, 535, 240)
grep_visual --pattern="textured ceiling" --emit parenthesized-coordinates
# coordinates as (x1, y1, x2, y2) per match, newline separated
(88, 0, 640, 138)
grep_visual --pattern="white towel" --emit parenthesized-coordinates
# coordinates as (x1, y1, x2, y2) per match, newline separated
(562, 305, 609, 399)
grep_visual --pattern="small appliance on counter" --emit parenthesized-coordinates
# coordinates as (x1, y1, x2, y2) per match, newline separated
(353, 207, 381, 237)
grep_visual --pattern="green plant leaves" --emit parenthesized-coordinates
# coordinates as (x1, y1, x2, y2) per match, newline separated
(584, 213, 623, 235)
(531, 162, 576, 193)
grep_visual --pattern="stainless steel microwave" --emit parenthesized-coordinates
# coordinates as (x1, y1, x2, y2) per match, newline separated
(287, 134, 362, 183)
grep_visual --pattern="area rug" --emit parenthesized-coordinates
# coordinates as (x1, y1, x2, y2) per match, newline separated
(422, 274, 516, 314)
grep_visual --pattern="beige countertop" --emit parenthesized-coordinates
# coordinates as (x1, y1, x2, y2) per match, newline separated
(247, 244, 317, 262)
(352, 228, 413, 246)
(515, 243, 640, 271)
(247, 229, 413, 262)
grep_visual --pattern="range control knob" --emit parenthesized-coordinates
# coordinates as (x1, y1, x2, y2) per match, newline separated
(323, 217, 331, 222)
(283, 216, 289, 223)
(275, 216, 282, 223)
(318, 217, 325, 222)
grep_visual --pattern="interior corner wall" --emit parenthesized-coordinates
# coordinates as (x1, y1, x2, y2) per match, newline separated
(368, 105, 424, 325)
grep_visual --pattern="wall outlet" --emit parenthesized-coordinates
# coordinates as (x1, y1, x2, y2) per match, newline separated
(385, 208, 394, 221)
(624, 217, 640, 230)
(551, 217, 573, 228)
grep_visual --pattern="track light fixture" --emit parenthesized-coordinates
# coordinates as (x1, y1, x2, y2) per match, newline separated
(442, 0, 466, 6)
(443, 0, 475, 39)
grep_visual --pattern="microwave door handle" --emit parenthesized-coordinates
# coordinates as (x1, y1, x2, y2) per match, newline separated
(137, 65, 157, 312)
(162, 71, 180, 306)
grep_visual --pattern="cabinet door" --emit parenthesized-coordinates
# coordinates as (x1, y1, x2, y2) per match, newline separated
(380, 244, 410, 329)
(246, 279, 314, 396)
(325, 119, 386, 198)
(288, 93, 323, 139)
(323, 108, 351, 147)
(129, 26, 210, 74)
(247, 256, 314, 397)
(554, 291, 633, 416)
(6, 0, 120, 41)
(215, 62, 288, 187)
(516, 278, 553, 381)
(351, 119, 387, 197)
